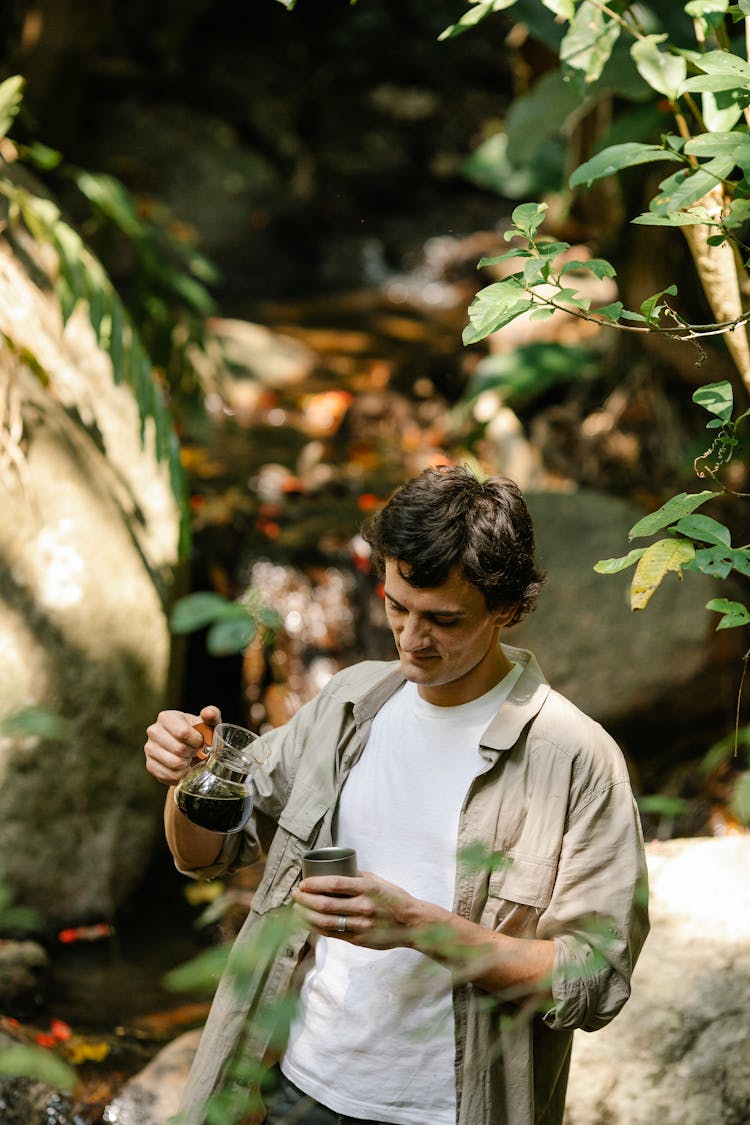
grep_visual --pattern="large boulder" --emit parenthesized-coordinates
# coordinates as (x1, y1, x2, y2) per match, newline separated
(0, 231, 181, 924)
(512, 489, 739, 779)
(565, 834, 750, 1125)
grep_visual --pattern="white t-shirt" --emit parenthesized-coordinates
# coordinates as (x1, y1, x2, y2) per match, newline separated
(281, 664, 522, 1124)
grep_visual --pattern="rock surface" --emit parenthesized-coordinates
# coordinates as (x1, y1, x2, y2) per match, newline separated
(0, 229, 181, 924)
(564, 834, 750, 1125)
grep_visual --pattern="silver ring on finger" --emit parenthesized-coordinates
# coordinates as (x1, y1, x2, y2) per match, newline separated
(337, 915, 347, 933)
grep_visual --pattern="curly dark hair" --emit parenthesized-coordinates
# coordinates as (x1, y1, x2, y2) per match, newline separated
(360, 465, 545, 626)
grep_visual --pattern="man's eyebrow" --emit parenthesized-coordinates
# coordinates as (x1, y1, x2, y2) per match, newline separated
(383, 590, 465, 617)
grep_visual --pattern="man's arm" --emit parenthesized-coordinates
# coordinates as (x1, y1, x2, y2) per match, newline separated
(144, 705, 226, 871)
(292, 872, 554, 1000)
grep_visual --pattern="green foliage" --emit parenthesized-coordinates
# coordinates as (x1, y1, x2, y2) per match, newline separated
(0, 75, 230, 558)
(0, 1044, 76, 1092)
(170, 587, 282, 656)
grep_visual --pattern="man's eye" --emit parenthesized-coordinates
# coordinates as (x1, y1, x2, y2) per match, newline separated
(432, 618, 458, 628)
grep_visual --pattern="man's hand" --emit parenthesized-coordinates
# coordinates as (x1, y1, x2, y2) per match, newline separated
(144, 705, 221, 786)
(292, 870, 554, 1000)
(292, 871, 425, 951)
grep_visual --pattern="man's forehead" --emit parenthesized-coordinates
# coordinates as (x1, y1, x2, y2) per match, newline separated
(383, 558, 480, 612)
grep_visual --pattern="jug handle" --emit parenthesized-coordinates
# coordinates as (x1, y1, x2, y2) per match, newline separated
(192, 720, 214, 762)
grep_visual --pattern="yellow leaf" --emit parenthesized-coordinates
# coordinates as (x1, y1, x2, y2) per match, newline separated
(631, 538, 695, 611)
(66, 1038, 110, 1065)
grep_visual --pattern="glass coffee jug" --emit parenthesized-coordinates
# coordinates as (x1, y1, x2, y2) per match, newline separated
(174, 722, 261, 834)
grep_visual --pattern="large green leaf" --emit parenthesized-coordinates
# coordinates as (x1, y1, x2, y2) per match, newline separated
(706, 597, 750, 629)
(0, 75, 24, 140)
(647, 158, 735, 215)
(170, 592, 243, 633)
(0, 707, 72, 739)
(207, 617, 257, 656)
(0, 1045, 76, 1091)
(631, 35, 686, 100)
(569, 144, 681, 189)
(628, 491, 715, 539)
(593, 548, 647, 574)
(560, 1, 620, 84)
(438, 0, 517, 40)
(630, 538, 695, 611)
(462, 280, 534, 345)
(680, 49, 750, 94)
(673, 513, 732, 546)
(684, 132, 750, 177)
(693, 380, 734, 422)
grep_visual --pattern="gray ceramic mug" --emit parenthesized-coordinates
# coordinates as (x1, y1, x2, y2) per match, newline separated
(301, 846, 358, 879)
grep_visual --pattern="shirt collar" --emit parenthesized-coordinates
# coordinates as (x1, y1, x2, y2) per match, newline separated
(347, 644, 550, 748)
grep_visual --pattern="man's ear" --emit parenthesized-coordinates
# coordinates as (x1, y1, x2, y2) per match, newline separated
(492, 604, 517, 628)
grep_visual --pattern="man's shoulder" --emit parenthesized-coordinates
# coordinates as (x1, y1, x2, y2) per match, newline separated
(533, 686, 630, 779)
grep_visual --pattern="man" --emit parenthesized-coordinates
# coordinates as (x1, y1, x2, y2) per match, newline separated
(144, 465, 649, 1125)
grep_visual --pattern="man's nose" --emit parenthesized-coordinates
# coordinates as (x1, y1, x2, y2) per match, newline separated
(399, 614, 429, 651)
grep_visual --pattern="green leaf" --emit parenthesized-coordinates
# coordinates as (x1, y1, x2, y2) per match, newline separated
(628, 491, 715, 539)
(0, 1045, 77, 1091)
(463, 341, 599, 407)
(640, 284, 678, 323)
(700, 89, 746, 133)
(510, 201, 549, 240)
(673, 514, 731, 546)
(729, 548, 750, 577)
(650, 160, 735, 215)
(680, 50, 750, 94)
(541, 0, 574, 16)
(560, 1, 621, 84)
(560, 258, 617, 279)
(693, 380, 734, 421)
(569, 144, 681, 189)
(730, 771, 750, 823)
(593, 548, 647, 574)
(207, 617, 257, 656)
(725, 198, 750, 228)
(462, 280, 534, 346)
(706, 597, 750, 628)
(631, 35, 687, 100)
(637, 794, 691, 817)
(593, 301, 624, 321)
(0, 75, 24, 140)
(684, 545, 733, 578)
(632, 210, 715, 226)
(529, 306, 557, 321)
(170, 592, 239, 633)
(1, 707, 72, 739)
(685, 0, 729, 14)
(164, 943, 231, 993)
(438, 0, 517, 40)
(477, 250, 531, 269)
(631, 538, 695, 610)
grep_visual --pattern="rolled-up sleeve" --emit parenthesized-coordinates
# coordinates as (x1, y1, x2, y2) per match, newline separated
(539, 775, 650, 1032)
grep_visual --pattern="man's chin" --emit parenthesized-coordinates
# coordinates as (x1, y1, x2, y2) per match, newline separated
(400, 654, 440, 681)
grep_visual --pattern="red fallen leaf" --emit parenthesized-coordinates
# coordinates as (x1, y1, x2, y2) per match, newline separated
(50, 1018, 73, 1041)
(35, 1032, 57, 1048)
(356, 493, 380, 512)
(58, 923, 114, 944)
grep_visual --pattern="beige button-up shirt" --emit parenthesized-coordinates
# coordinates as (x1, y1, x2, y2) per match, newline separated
(175, 646, 649, 1125)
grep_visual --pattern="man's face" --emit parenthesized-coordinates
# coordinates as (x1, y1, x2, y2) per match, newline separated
(382, 558, 514, 706)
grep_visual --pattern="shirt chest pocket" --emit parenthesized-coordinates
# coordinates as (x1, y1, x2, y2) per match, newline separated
(251, 786, 330, 915)
(479, 852, 557, 937)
